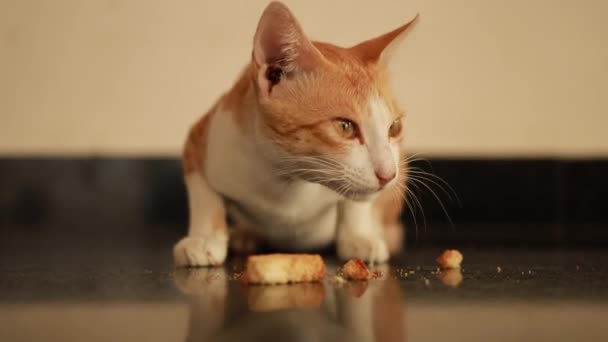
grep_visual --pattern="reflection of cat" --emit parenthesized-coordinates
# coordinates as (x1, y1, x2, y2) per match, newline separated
(173, 266, 406, 342)
(173, 1, 419, 267)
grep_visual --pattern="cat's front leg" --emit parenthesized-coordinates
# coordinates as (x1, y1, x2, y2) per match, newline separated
(173, 173, 228, 267)
(336, 199, 390, 264)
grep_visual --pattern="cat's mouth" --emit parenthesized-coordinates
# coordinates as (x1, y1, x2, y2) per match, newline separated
(309, 178, 378, 201)
(340, 188, 377, 201)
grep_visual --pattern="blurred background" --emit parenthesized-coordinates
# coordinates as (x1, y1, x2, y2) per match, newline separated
(1, 0, 606, 245)
(2, 1, 608, 341)
(2, 0, 607, 157)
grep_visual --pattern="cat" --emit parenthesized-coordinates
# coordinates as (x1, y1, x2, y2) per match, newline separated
(174, 1, 419, 267)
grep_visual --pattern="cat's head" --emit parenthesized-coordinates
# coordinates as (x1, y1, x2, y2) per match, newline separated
(251, 1, 418, 200)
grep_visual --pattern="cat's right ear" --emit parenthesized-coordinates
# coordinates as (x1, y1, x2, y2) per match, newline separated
(251, 1, 324, 96)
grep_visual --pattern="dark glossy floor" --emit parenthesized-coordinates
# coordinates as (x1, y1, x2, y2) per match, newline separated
(1, 227, 608, 342)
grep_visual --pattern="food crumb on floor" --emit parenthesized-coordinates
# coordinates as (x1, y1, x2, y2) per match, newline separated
(332, 275, 346, 285)
(437, 249, 463, 269)
(497, 266, 502, 273)
(342, 259, 371, 280)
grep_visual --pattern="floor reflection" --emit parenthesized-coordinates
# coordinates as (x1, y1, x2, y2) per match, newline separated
(173, 265, 406, 342)
(437, 268, 463, 288)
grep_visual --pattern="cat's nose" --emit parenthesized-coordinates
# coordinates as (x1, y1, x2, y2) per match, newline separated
(375, 169, 396, 187)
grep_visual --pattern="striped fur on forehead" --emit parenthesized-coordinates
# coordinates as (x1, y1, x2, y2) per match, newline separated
(259, 42, 398, 132)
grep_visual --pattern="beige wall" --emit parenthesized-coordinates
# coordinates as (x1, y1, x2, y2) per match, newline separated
(1, 0, 607, 157)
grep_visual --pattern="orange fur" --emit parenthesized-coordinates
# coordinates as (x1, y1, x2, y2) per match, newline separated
(223, 65, 257, 133)
(253, 42, 404, 158)
(183, 103, 218, 175)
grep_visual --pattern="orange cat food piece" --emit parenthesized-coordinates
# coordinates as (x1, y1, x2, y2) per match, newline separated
(342, 259, 371, 280)
(242, 254, 326, 285)
(436, 249, 463, 269)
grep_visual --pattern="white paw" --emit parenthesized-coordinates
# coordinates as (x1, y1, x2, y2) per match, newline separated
(337, 234, 390, 264)
(173, 234, 228, 267)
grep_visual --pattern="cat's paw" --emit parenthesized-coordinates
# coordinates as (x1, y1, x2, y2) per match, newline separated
(173, 234, 228, 267)
(337, 234, 390, 264)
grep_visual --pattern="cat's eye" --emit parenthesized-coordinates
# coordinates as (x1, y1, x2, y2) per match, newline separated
(334, 119, 357, 139)
(388, 118, 403, 138)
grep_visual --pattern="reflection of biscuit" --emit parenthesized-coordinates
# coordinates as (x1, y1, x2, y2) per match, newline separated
(243, 254, 326, 284)
(246, 283, 325, 312)
(438, 269, 463, 287)
(436, 249, 463, 269)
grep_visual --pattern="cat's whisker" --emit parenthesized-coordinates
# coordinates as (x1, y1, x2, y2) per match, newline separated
(407, 167, 460, 205)
(395, 179, 426, 236)
(274, 156, 345, 174)
(272, 165, 341, 178)
(400, 152, 428, 165)
(401, 153, 434, 169)
(282, 168, 341, 177)
(400, 156, 426, 166)
(279, 155, 343, 168)
(406, 170, 459, 204)
(390, 181, 420, 240)
(407, 175, 455, 230)
(334, 179, 351, 198)
(406, 184, 427, 234)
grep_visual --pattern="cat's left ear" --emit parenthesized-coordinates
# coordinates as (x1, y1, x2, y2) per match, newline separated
(251, 2, 325, 96)
(349, 14, 419, 66)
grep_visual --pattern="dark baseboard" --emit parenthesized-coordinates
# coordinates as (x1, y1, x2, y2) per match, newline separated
(0, 157, 606, 246)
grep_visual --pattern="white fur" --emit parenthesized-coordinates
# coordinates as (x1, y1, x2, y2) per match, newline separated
(173, 169, 228, 267)
(185, 174, 224, 236)
(336, 199, 389, 264)
(364, 94, 399, 183)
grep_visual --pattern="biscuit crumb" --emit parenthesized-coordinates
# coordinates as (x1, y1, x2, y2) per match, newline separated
(342, 259, 371, 280)
(242, 254, 326, 285)
(436, 249, 463, 269)
(371, 270, 384, 279)
(332, 275, 346, 285)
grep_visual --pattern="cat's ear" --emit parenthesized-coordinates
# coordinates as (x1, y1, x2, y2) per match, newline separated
(349, 14, 419, 66)
(252, 2, 324, 95)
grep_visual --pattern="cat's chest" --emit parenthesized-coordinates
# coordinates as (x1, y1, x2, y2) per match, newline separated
(223, 179, 338, 229)
(205, 109, 341, 227)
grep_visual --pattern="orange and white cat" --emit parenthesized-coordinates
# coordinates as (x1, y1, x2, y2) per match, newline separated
(174, 2, 418, 267)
